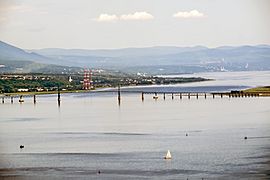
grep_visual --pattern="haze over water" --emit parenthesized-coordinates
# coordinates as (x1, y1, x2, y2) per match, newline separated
(0, 71, 270, 179)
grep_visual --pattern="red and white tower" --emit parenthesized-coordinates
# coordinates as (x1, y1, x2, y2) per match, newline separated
(83, 68, 91, 90)
(89, 69, 93, 89)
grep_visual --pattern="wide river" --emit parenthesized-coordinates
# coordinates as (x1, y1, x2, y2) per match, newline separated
(0, 71, 270, 179)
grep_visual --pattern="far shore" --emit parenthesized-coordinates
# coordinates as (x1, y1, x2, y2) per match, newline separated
(0, 79, 212, 97)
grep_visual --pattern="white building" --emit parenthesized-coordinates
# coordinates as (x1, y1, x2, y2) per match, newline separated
(17, 88, 29, 92)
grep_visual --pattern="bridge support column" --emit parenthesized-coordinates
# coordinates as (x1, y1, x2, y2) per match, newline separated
(58, 86, 61, 107)
(33, 95, 36, 104)
(58, 91, 61, 101)
(19, 95, 23, 103)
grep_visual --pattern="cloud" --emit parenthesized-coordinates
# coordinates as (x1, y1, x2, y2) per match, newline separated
(95, 14, 118, 22)
(120, 12, 154, 21)
(173, 10, 205, 18)
(95, 12, 154, 22)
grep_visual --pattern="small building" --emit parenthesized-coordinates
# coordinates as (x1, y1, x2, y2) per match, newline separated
(36, 88, 44, 92)
(18, 88, 29, 92)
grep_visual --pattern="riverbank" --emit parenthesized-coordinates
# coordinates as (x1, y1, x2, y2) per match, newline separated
(0, 79, 212, 97)
(0, 73, 210, 95)
(244, 86, 270, 96)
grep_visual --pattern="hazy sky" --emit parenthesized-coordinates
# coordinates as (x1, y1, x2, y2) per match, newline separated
(0, 0, 270, 49)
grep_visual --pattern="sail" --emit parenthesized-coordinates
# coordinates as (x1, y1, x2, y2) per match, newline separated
(165, 150, 172, 159)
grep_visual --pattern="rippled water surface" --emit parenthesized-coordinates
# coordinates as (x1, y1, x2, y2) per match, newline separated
(0, 71, 270, 179)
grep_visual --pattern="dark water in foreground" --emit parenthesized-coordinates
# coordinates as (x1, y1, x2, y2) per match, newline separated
(0, 71, 270, 179)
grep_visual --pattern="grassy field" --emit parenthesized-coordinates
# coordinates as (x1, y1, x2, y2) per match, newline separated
(244, 86, 270, 96)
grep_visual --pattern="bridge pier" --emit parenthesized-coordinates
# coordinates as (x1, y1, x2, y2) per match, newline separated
(58, 87, 61, 106)
(19, 95, 24, 103)
(33, 95, 36, 104)
(58, 91, 61, 101)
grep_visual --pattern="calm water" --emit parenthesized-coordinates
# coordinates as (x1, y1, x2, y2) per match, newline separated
(0, 71, 270, 179)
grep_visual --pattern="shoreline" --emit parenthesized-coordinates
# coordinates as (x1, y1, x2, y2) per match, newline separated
(243, 86, 270, 96)
(0, 79, 211, 97)
(1, 84, 270, 97)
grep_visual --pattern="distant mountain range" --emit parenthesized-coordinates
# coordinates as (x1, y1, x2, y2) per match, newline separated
(1, 40, 270, 74)
(0, 41, 82, 73)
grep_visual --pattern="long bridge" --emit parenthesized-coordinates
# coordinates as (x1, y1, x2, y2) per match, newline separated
(0, 89, 264, 104)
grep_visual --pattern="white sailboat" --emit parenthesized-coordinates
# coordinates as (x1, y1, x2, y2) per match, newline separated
(164, 150, 172, 159)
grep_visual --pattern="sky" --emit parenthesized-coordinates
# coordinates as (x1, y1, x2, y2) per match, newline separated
(0, 0, 270, 49)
